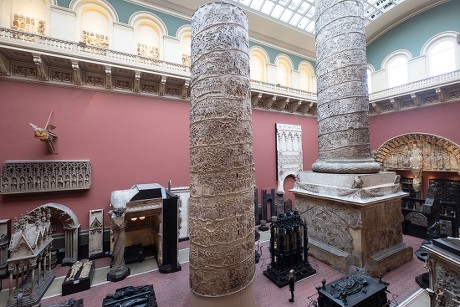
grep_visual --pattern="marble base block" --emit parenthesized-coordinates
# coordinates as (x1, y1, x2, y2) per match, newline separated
(292, 171, 413, 276)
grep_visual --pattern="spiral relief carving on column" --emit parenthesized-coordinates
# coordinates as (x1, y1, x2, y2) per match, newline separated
(312, 0, 380, 174)
(189, 2, 255, 297)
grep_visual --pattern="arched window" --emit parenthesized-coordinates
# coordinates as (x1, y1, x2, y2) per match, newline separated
(428, 39, 456, 76)
(11, 0, 47, 35)
(367, 66, 373, 94)
(276, 56, 293, 87)
(74, 1, 116, 50)
(299, 62, 315, 92)
(130, 13, 167, 60)
(386, 53, 409, 87)
(136, 22, 161, 58)
(249, 47, 269, 82)
(178, 27, 192, 66)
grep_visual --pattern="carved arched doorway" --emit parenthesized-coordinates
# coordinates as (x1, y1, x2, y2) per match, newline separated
(31, 203, 80, 265)
(374, 133, 460, 237)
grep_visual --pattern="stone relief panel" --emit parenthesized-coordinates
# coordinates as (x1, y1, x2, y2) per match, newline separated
(374, 133, 460, 172)
(88, 209, 104, 258)
(1, 160, 91, 194)
(296, 197, 357, 254)
(276, 123, 303, 193)
(189, 2, 254, 297)
(433, 261, 460, 307)
(171, 187, 189, 240)
(11, 14, 45, 35)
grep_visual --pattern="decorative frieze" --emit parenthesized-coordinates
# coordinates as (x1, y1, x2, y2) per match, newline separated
(81, 30, 109, 49)
(374, 133, 460, 172)
(12, 14, 45, 35)
(137, 43, 159, 59)
(1, 160, 91, 194)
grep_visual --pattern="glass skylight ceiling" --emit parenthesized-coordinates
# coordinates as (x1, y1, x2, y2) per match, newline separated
(229, 0, 407, 34)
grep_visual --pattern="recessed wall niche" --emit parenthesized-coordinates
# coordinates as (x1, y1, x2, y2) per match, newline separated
(0, 160, 92, 194)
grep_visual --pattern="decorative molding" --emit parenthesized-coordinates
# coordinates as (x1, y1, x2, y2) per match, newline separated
(1, 160, 92, 194)
(11, 14, 45, 35)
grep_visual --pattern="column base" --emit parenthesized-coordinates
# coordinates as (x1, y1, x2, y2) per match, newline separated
(107, 266, 130, 282)
(191, 280, 255, 307)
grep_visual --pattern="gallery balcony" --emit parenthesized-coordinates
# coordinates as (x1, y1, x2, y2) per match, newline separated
(1, 27, 460, 117)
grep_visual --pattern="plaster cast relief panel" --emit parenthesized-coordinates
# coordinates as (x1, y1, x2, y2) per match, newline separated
(189, 2, 254, 297)
(375, 133, 460, 172)
(434, 262, 460, 307)
(171, 187, 190, 240)
(12, 14, 45, 35)
(1, 160, 91, 194)
(81, 30, 109, 49)
(88, 209, 104, 258)
(276, 124, 303, 193)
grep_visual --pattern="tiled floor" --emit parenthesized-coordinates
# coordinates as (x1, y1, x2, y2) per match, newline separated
(0, 232, 428, 307)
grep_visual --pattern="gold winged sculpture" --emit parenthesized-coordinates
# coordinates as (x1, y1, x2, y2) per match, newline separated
(30, 110, 57, 153)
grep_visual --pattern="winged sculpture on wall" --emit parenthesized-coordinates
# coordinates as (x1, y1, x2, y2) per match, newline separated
(30, 110, 57, 153)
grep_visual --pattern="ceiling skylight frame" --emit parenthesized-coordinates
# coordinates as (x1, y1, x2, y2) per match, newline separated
(229, 0, 407, 34)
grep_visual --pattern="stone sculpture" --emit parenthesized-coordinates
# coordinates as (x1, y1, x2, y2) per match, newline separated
(189, 1, 255, 300)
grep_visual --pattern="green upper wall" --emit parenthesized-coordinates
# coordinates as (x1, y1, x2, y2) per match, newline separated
(57, 0, 315, 69)
(249, 41, 316, 69)
(58, 0, 190, 36)
(367, 0, 460, 70)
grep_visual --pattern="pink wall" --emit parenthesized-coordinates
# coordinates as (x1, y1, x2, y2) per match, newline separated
(0, 80, 318, 229)
(369, 102, 460, 151)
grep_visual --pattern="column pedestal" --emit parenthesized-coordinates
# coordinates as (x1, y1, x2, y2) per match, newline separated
(293, 171, 413, 276)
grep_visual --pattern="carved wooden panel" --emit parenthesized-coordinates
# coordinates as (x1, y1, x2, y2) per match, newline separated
(1, 160, 91, 194)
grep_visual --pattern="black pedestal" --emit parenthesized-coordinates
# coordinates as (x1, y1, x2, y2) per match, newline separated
(317, 272, 389, 307)
(263, 263, 316, 287)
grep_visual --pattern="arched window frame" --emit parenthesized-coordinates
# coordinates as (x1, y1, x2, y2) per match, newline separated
(298, 61, 315, 92)
(9, 0, 53, 36)
(421, 32, 459, 77)
(176, 25, 192, 66)
(249, 46, 269, 82)
(382, 50, 411, 88)
(129, 12, 167, 60)
(275, 54, 293, 87)
(366, 65, 375, 94)
(72, 0, 118, 49)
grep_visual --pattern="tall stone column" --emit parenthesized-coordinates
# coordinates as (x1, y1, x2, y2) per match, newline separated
(189, 2, 255, 306)
(293, 0, 412, 276)
(312, 0, 380, 174)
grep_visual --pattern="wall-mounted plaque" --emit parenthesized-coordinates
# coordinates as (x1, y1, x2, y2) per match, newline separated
(1, 160, 91, 194)
(275, 124, 303, 193)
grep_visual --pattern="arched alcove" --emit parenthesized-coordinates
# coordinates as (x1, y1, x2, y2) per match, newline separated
(32, 203, 80, 265)
(375, 133, 460, 173)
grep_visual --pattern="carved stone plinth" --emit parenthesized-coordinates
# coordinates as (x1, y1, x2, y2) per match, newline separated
(189, 2, 255, 305)
(424, 238, 460, 306)
(292, 172, 413, 276)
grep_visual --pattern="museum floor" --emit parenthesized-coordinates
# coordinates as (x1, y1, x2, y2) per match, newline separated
(0, 230, 429, 307)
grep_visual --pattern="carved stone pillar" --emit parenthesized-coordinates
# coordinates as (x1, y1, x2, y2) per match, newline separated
(312, 0, 380, 174)
(62, 225, 79, 265)
(189, 2, 255, 306)
(107, 212, 130, 282)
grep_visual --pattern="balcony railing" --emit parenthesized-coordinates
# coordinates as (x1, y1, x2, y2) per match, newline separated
(0, 27, 190, 76)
